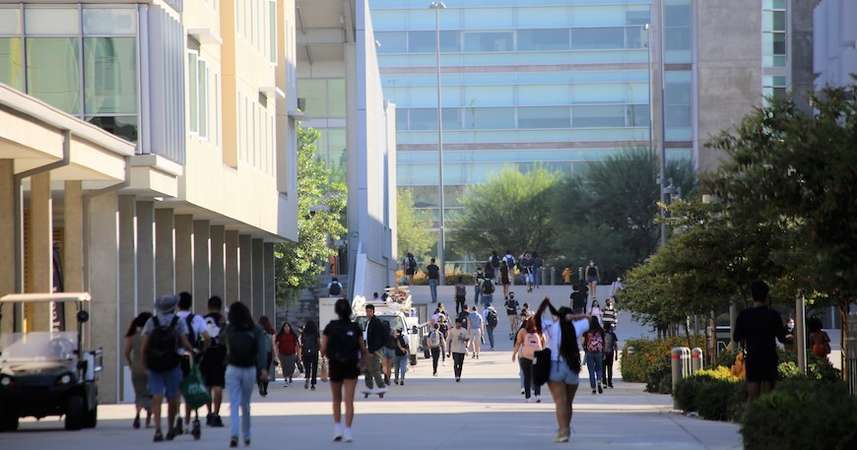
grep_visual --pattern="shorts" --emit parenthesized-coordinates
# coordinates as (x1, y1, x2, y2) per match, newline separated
(586, 276, 598, 284)
(405, 269, 416, 276)
(148, 367, 183, 398)
(382, 347, 397, 360)
(549, 358, 580, 385)
(201, 346, 227, 387)
(328, 358, 360, 382)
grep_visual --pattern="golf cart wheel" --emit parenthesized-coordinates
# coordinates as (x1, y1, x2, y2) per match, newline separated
(0, 412, 18, 432)
(409, 354, 417, 366)
(65, 395, 86, 431)
(83, 402, 98, 429)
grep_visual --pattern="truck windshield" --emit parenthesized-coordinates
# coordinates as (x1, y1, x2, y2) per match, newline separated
(355, 315, 405, 334)
(0, 332, 78, 362)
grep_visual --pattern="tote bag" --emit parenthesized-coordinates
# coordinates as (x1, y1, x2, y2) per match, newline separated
(532, 347, 552, 387)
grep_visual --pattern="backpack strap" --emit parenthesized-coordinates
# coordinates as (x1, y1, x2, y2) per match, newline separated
(152, 315, 162, 328)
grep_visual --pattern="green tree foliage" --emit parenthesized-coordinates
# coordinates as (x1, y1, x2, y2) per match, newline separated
(450, 167, 559, 258)
(396, 188, 434, 261)
(274, 128, 347, 292)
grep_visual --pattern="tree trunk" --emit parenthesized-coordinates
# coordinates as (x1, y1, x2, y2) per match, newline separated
(839, 299, 849, 383)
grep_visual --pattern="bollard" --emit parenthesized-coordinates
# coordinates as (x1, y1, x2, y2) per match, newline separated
(681, 347, 691, 379)
(691, 347, 704, 375)
(671, 347, 685, 405)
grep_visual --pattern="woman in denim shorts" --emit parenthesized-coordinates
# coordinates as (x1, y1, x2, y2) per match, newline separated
(534, 298, 590, 444)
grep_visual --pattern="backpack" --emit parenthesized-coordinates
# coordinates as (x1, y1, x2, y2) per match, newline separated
(185, 313, 201, 350)
(226, 325, 259, 367)
(523, 332, 542, 358)
(394, 335, 409, 357)
(486, 310, 498, 328)
(407, 256, 417, 270)
(586, 332, 604, 352)
(146, 316, 182, 372)
(428, 330, 441, 347)
(204, 313, 224, 347)
(330, 321, 361, 363)
(329, 281, 342, 296)
(491, 255, 500, 268)
(454, 285, 466, 297)
(302, 331, 319, 355)
(481, 279, 495, 294)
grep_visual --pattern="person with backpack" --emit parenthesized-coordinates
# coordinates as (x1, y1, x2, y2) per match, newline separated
(490, 251, 501, 283)
(447, 318, 470, 382)
(276, 322, 300, 387)
(505, 293, 520, 340)
(301, 320, 321, 390)
(483, 305, 499, 350)
(473, 267, 485, 308)
(512, 316, 544, 403)
(403, 252, 418, 285)
(583, 317, 605, 394)
(499, 259, 512, 299)
(201, 296, 227, 428)
(426, 258, 440, 303)
(392, 328, 410, 385)
(124, 311, 153, 429)
(175, 292, 211, 437)
(223, 302, 270, 448)
(483, 260, 496, 289)
(454, 280, 467, 316)
(322, 298, 368, 442)
(427, 322, 446, 376)
(362, 304, 388, 395)
(328, 277, 343, 297)
(602, 324, 618, 389)
(141, 294, 194, 442)
(533, 252, 544, 289)
(258, 316, 277, 396)
(584, 261, 600, 302)
(381, 322, 396, 386)
(467, 305, 485, 359)
(480, 277, 495, 310)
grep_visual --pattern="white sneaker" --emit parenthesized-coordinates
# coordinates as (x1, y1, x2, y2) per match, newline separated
(535, 395, 541, 403)
(343, 428, 353, 443)
(333, 423, 343, 442)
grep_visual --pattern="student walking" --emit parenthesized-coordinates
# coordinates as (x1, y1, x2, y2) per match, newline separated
(201, 296, 227, 428)
(499, 260, 512, 299)
(733, 280, 787, 400)
(301, 320, 321, 390)
(124, 311, 153, 429)
(534, 298, 590, 443)
(533, 252, 543, 289)
(480, 277, 495, 310)
(393, 328, 410, 385)
(275, 322, 300, 387)
(489, 251, 501, 283)
(141, 295, 194, 442)
(258, 317, 276, 396)
(584, 261, 599, 301)
(382, 323, 396, 385)
(454, 280, 467, 316)
(484, 305, 499, 350)
(362, 304, 388, 395)
(427, 258, 440, 303)
(447, 318, 470, 382)
(322, 298, 368, 442)
(512, 317, 544, 403)
(583, 317, 605, 394)
(403, 252, 418, 285)
(427, 322, 445, 376)
(473, 268, 485, 306)
(505, 293, 520, 340)
(602, 324, 618, 389)
(328, 277, 344, 297)
(808, 317, 832, 359)
(601, 297, 618, 330)
(223, 302, 270, 447)
(176, 292, 210, 436)
(467, 306, 485, 359)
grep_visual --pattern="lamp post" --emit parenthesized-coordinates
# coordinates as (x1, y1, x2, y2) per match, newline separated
(430, 1, 447, 284)
(644, 24, 654, 156)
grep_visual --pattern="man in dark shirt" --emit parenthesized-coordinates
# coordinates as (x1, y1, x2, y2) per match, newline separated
(733, 280, 787, 400)
(427, 258, 440, 303)
(363, 305, 387, 394)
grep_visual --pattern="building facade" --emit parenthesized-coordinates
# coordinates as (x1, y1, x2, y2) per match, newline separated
(369, 0, 813, 266)
(813, 0, 857, 90)
(0, 0, 299, 403)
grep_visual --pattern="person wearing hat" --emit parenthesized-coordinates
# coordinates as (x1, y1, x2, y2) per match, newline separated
(141, 294, 194, 442)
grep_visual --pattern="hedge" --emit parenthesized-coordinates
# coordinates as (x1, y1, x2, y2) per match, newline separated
(620, 337, 705, 393)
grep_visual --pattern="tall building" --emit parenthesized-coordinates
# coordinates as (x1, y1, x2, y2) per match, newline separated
(0, 0, 300, 403)
(813, 0, 857, 90)
(369, 0, 814, 266)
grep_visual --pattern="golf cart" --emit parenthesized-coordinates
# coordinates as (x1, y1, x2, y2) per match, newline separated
(0, 293, 102, 431)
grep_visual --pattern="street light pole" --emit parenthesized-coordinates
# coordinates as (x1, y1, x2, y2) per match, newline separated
(644, 24, 654, 160)
(654, 1, 668, 248)
(430, 1, 447, 284)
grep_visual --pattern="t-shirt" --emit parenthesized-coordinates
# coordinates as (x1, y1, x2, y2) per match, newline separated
(468, 311, 484, 334)
(541, 316, 589, 362)
(177, 310, 208, 349)
(323, 319, 363, 362)
(733, 305, 787, 367)
(276, 332, 298, 355)
(447, 327, 470, 354)
(504, 299, 519, 315)
(427, 264, 440, 280)
(586, 266, 598, 278)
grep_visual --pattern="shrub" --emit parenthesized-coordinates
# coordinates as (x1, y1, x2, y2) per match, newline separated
(716, 347, 740, 368)
(674, 368, 744, 420)
(742, 377, 857, 450)
(645, 357, 672, 394)
(621, 337, 705, 390)
(695, 366, 740, 382)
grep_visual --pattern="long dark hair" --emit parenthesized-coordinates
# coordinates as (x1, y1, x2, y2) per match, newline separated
(228, 302, 253, 329)
(334, 298, 352, 322)
(277, 321, 294, 338)
(535, 298, 581, 374)
(126, 312, 152, 337)
(588, 316, 604, 335)
(303, 319, 318, 337)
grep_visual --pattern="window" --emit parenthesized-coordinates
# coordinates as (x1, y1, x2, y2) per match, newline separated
(396, 109, 409, 130)
(517, 107, 570, 129)
(518, 29, 569, 51)
(188, 52, 198, 133)
(407, 31, 459, 53)
(664, 2, 692, 52)
(25, 8, 79, 35)
(0, 37, 25, 91)
(626, 10, 650, 26)
(409, 108, 436, 131)
(626, 26, 645, 49)
(463, 32, 513, 52)
(215, 73, 221, 147)
(442, 108, 462, 130)
(328, 79, 346, 118)
(571, 28, 624, 50)
(463, 107, 515, 129)
(26, 37, 82, 114)
(84, 37, 138, 141)
(198, 59, 208, 138)
(83, 9, 136, 35)
(571, 105, 625, 128)
(627, 105, 650, 127)
(269, 0, 276, 63)
(665, 80, 691, 128)
(376, 31, 407, 53)
(772, 11, 786, 31)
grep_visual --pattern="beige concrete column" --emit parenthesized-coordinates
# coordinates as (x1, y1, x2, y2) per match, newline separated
(263, 243, 276, 318)
(117, 195, 136, 402)
(225, 230, 239, 303)
(239, 234, 253, 305)
(0, 160, 14, 333)
(210, 225, 226, 300)
(136, 201, 155, 310)
(87, 192, 120, 403)
(174, 215, 193, 296)
(192, 220, 210, 314)
(26, 172, 52, 332)
(63, 181, 84, 329)
(154, 208, 175, 296)
(252, 238, 264, 319)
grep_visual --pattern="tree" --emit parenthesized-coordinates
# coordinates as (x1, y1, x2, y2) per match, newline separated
(274, 128, 347, 294)
(396, 188, 433, 261)
(450, 167, 559, 258)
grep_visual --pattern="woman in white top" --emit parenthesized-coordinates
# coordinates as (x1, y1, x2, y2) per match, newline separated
(534, 297, 590, 444)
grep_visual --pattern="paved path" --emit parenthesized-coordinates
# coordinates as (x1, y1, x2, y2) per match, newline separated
(2, 297, 742, 450)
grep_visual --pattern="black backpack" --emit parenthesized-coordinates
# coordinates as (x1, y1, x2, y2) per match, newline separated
(491, 255, 500, 268)
(329, 282, 342, 296)
(407, 256, 417, 270)
(394, 335, 409, 357)
(226, 325, 258, 367)
(330, 321, 361, 363)
(302, 331, 319, 355)
(146, 316, 181, 372)
(481, 279, 495, 294)
(486, 310, 498, 328)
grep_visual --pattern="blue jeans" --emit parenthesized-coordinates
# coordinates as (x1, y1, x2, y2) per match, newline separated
(429, 279, 438, 302)
(480, 294, 493, 308)
(486, 326, 495, 349)
(394, 355, 408, 381)
(585, 352, 603, 389)
(226, 365, 256, 440)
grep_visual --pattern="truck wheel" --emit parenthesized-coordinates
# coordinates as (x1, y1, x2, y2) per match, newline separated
(0, 412, 18, 432)
(83, 402, 98, 428)
(65, 396, 85, 431)
(409, 354, 417, 366)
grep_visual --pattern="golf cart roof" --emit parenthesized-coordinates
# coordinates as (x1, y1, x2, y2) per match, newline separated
(0, 293, 91, 304)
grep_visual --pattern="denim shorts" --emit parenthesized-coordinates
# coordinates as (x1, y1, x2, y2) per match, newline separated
(383, 347, 396, 360)
(549, 358, 580, 385)
(148, 367, 182, 398)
